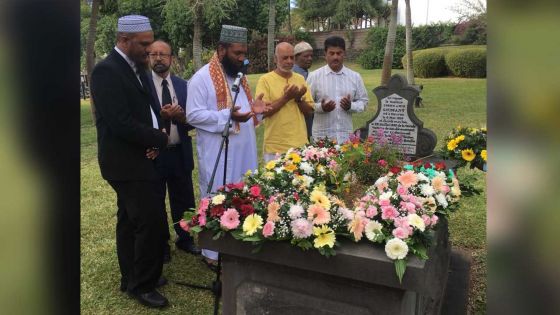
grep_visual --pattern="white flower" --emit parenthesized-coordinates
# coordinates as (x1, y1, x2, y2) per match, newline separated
(435, 193, 448, 209)
(417, 173, 429, 182)
(374, 176, 388, 186)
(451, 185, 461, 197)
(420, 184, 435, 196)
(385, 238, 409, 260)
(288, 204, 305, 219)
(275, 167, 283, 174)
(300, 162, 313, 175)
(338, 207, 355, 221)
(211, 194, 226, 205)
(365, 220, 383, 241)
(379, 191, 393, 201)
(407, 214, 425, 232)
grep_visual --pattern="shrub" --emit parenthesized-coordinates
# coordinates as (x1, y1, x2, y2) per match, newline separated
(401, 45, 486, 78)
(412, 51, 447, 78)
(445, 48, 486, 78)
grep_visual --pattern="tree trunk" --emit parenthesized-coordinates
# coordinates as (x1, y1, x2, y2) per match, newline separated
(86, 0, 100, 118)
(267, 0, 277, 71)
(380, 0, 399, 86)
(405, 0, 415, 85)
(287, 0, 292, 35)
(192, 1, 203, 71)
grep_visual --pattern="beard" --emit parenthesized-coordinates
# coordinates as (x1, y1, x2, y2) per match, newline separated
(152, 63, 170, 74)
(221, 55, 242, 77)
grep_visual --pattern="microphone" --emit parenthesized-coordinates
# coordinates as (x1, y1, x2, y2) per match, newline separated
(232, 59, 250, 92)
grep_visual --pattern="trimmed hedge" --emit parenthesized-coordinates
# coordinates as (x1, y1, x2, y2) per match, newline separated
(401, 45, 486, 78)
(411, 51, 447, 78)
(445, 48, 486, 78)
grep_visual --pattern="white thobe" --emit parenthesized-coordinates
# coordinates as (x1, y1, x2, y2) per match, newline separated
(186, 64, 260, 260)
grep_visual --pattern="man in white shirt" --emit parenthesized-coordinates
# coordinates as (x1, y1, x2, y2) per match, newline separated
(307, 36, 369, 144)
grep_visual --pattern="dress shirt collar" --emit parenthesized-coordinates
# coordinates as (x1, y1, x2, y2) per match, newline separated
(327, 65, 347, 76)
(114, 46, 138, 73)
(151, 70, 170, 86)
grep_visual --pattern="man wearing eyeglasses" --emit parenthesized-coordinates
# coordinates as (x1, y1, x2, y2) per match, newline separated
(146, 40, 201, 262)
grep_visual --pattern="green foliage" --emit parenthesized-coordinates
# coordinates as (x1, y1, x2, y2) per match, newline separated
(294, 29, 315, 48)
(412, 50, 447, 78)
(182, 48, 214, 79)
(445, 48, 486, 78)
(358, 23, 456, 69)
(394, 259, 407, 283)
(94, 14, 118, 57)
(225, 0, 288, 35)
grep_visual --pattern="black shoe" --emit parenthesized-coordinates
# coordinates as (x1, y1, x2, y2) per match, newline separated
(120, 276, 167, 292)
(127, 290, 169, 308)
(176, 242, 202, 255)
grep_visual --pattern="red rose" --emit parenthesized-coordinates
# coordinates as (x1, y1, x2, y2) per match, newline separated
(249, 185, 261, 197)
(210, 205, 225, 218)
(424, 162, 432, 169)
(231, 196, 243, 208)
(390, 166, 402, 174)
(435, 161, 446, 170)
(294, 192, 300, 201)
(240, 204, 255, 217)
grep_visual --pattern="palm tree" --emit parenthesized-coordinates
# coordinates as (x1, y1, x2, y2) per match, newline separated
(192, 0, 203, 71)
(404, 0, 414, 85)
(380, 0, 398, 86)
(267, 0, 277, 71)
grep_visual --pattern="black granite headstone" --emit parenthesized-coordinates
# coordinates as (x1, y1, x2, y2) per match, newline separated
(358, 74, 437, 158)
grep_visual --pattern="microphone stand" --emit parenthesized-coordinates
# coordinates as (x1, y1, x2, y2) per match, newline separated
(175, 75, 244, 315)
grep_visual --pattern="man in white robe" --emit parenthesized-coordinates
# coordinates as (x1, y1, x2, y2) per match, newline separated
(186, 25, 265, 265)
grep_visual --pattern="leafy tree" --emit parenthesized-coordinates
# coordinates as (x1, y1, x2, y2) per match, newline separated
(380, 0, 398, 85)
(267, 0, 277, 71)
(404, 0, 414, 84)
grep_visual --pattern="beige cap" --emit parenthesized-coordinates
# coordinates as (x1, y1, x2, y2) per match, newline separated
(294, 41, 313, 55)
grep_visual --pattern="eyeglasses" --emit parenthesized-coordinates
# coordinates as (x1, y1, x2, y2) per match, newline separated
(147, 53, 172, 59)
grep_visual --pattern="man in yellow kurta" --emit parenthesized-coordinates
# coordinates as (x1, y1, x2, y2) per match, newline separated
(256, 42, 314, 162)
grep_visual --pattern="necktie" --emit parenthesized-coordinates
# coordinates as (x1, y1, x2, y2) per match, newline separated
(161, 79, 172, 135)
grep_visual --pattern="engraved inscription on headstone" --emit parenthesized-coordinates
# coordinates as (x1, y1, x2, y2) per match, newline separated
(369, 94, 418, 155)
(358, 74, 437, 157)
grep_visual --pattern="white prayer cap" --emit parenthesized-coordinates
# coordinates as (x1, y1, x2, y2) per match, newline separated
(117, 15, 152, 33)
(294, 41, 313, 55)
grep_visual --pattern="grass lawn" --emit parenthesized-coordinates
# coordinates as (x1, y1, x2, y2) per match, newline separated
(81, 65, 486, 314)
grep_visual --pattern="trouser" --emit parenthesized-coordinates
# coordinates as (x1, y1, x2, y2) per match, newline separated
(108, 180, 167, 294)
(156, 146, 196, 248)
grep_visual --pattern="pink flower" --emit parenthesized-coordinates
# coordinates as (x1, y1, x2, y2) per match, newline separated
(381, 205, 398, 220)
(263, 221, 275, 238)
(392, 227, 409, 239)
(431, 176, 445, 192)
(307, 204, 331, 225)
(393, 217, 409, 229)
(396, 185, 408, 196)
(422, 215, 431, 226)
(441, 185, 450, 194)
(349, 216, 367, 241)
(199, 214, 207, 227)
(267, 202, 281, 222)
(291, 218, 313, 238)
(377, 159, 388, 167)
(431, 215, 439, 226)
(379, 199, 391, 207)
(198, 198, 210, 215)
(249, 185, 261, 197)
(220, 208, 240, 230)
(397, 171, 418, 188)
(179, 219, 189, 232)
(365, 206, 378, 218)
(400, 201, 416, 213)
(329, 159, 338, 170)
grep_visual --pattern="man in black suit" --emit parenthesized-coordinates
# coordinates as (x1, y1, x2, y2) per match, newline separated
(146, 40, 201, 260)
(90, 15, 169, 308)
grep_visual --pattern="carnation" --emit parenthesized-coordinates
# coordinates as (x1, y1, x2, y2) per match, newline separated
(420, 184, 435, 196)
(385, 238, 409, 260)
(288, 204, 304, 219)
(299, 162, 314, 174)
(211, 194, 226, 205)
(291, 218, 313, 238)
(392, 227, 409, 239)
(263, 221, 275, 238)
(435, 193, 448, 209)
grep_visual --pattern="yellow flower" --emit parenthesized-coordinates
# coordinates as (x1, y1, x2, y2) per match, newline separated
(456, 135, 465, 142)
(243, 214, 263, 236)
(352, 143, 359, 148)
(288, 152, 302, 164)
(313, 225, 335, 248)
(264, 171, 275, 180)
(447, 139, 458, 151)
(265, 160, 276, 170)
(310, 189, 331, 210)
(284, 163, 297, 172)
(211, 194, 225, 205)
(341, 144, 349, 152)
(244, 169, 252, 176)
(481, 149, 487, 161)
(461, 149, 475, 161)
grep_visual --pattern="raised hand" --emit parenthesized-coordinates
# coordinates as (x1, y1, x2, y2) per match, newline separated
(321, 98, 336, 112)
(283, 84, 300, 101)
(231, 106, 254, 122)
(340, 94, 352, 111)
(295, 85, 307, 101)
(251, 93, 267, 114)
